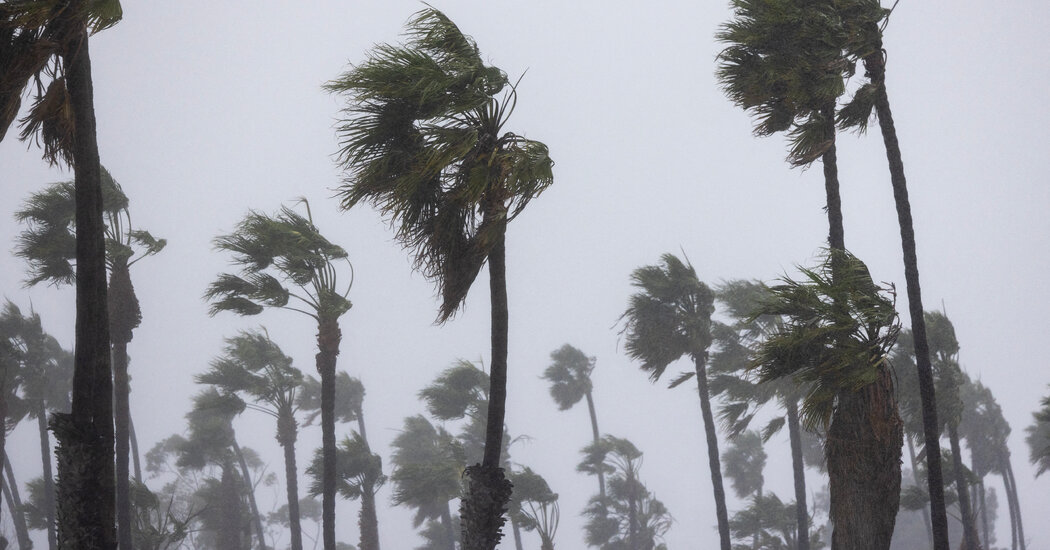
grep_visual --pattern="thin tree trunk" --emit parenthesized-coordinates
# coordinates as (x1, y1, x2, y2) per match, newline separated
(627, 475, 638, 550)
(693, 355, 731, 550)
(218, 464, 247, 550)
(864, 45, 950, 550)
(316, 315, 342, 550)
(906, 434, 933, 543)
(232, 439, 268, 550)
(441, 502, 456, 550)
(510, 516, 524, 550)
(113, 339, 133, 550)
(129, 415, 142, 483)
(1004, 457, 1025, 550)
(584, 391, 606, 501)
(948, 425, 977, 550)
(786, 399, 810, 550)
(977, 478, 989, 550)
(355, 407, 380, 550)
(752, 485, 762, 550)
(36, 403, 58, 550)
(56, 3, 115, 548)
(1002, 466, 1017, 550)
(3, 457, 33, 550)
(460, 233, 513, 550)
(278, 412, 304, 550)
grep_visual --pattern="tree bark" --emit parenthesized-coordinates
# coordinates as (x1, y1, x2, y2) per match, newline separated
(315, 315, 342, 550)
(36, 403, 57, 550)
(355, 407, 380, 550)
(1002, 464, 1017, 550)
(57, 4, 115, 547)
(232, 439, 268, 550)
(864, 46, 951, 550)
(441, 501, 456, 550)
(694, 355, 731, 550)
(905, 434, 933, 544)
(3, 457, 33, 550)
(1003, 457, 1025, 550)
(510, 516, 524, 550)
(128, 415, 142, 483)
(786, 399, 810, 550)
(584, 391, 607, 502)
(113, 340, 133, 550)
(948, 425, 977, 550)
(278, 411, 303, 550)
(218, 464, 247, 550)
(460, 234, 513, 550)
(977, 477, 989, 550)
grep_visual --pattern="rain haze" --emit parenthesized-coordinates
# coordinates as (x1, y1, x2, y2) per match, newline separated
(2, 1, 1048, 549)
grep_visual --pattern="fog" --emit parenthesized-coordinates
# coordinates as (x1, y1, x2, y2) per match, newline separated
(2, 1, 1048, 549)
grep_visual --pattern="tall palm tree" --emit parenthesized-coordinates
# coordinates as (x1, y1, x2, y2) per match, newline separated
(197, 329, 304, 550)
(326, 9, 553, 546)
(2, 3, 123, 546)
(3, 302, 72, 550)
(749, 249, 903, 550)
(619, 253, 730, 549)
(206, 200, 352, 550)
(15, 166, 165, 550)
(835, 5, 951, 546)
(721, 430, 766, 549)
(390, 415, 464, 550)
(542, 344, 606, 502)
(306, 433, 385, 550)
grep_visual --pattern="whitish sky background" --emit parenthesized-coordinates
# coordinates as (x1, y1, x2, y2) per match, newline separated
(2, 1, 1048, 548)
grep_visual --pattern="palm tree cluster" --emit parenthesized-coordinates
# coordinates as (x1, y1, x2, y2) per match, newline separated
(1, 2, 1045, 550)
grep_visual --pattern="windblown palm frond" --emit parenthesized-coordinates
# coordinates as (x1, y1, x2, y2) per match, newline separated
(419, 359, 488, 421)
(542, 343, 595, 411)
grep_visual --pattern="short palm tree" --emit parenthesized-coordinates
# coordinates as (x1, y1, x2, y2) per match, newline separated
(197, 329, 303, 550)
(619, 253, 730, 549)
(326, 9, 553, 546)
(1026, 387, 1050, 478)
(206, 199, 352, 550)
(507, 467, 559, 550)
(306, 433, 386, 550)
(15, 166, 165, 550)
(749, 249, 903, 550)
(2, 3, 123, 544)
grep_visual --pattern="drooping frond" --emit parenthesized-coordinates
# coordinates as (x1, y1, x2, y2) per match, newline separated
(419, 358, 488, 421)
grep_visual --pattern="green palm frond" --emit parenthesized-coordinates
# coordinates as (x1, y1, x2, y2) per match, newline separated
(419, 358, 488, 421)
(542, 344, 594, 410)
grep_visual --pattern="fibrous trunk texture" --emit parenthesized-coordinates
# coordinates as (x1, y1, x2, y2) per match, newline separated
(694, 355, 731, 550)
(316, 316, 341, 550)
(786, 400, 810, 550)
(948, 425, 978, 550)
(461, 234, 512, 550)
(863, 44, 950, 550)
(109, 260, 140, 550)
(279, 411, 303, 550)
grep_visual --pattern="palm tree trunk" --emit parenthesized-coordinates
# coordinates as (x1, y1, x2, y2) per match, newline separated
(460, 233, 513, 550)
(627, 476, 638, 550)
(948, 425, 977, 550)
(57, 2, 116, 548)
(219, 463, 248, 550)
(278, 412, 304, 550)
(752, 485, 763, 550)
(786, 399, 810, 550)
(1002, 465, 1017, 550)
(1003, 457, 1025, 550)
(3, 456, 33, 550)
(906, 434, 933, 543)
(113, 339, 134, 550)
(584, 391, 607, 501)
(510, 516, 524, 550)
(863, 47, 951, 550)
(36, 403, 58, 550)
(232, 439, 268, 550)
(693, 355, 731, 550)
(441, 502, 456, 550)
(315, 314, 342, 550)
(129, 414, 142, 483)
(821, 104, 844, 253)
(977, 477, 989, 550)
(355, 407, 380, 550)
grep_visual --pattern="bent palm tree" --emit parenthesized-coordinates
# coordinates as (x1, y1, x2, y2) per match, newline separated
(327, 10, 553, 547)
(206, 200, 352, 550)
(620, 253, 729, 549)
(390, 415, 464, 550)
(306, 433, 385, 550)
(2, 3, 123, 546)
(1027, 387, 1050, 478)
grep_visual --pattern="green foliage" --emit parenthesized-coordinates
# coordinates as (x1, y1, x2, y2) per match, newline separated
(1026, 388, 1050, 477)
(420, 359, 489, 421)
(749, 249, 900, 430)
(306, 433, 386, 500)
(296, 371, 365, 426)
(389, 415, 464, 528)
(542, 343, 596, 411)
(728, 492, 825, 550)
(327, 7, 553, 322)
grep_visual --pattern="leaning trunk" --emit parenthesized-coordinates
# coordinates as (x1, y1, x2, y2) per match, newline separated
(316, 314, 342, 550)
(786, 400, 810, 550)
(441, 501, 456, 550)
(976, 476, 989, 550)
(510, 516, 524, 550)
(55, 5, 115, 547)
(129, 415, 142, 483)
(948, 425, 978, 550)
(232, 439, 268, 550)
(826, 366, 903, 550)
(278, 411, 304, 550)
(693, 355, 731, 550)
(355, 408, 380, 550)
(218, 464, 247, 550)
(584, 391, 607, 502)
(905, 434, 933, 544)
(864, 45, 951, 550)
(1003, 456, 1025, 550)
(460, 233, 513, 550)
(3, 456, 33, 550)
(36, 403, 58, 550)
(113, 340, 133, 550)
(1002, 465, 1017, 550)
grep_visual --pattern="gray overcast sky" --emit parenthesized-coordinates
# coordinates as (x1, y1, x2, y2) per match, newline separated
(2, 1, 1048, 548)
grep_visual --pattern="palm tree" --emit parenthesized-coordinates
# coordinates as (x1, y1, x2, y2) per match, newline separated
(749, 249, 903, 550)
(3, 302, 72, 550)
(390, 415, 464, 550)
(206, 200, 352, 550)
(721, 430, 766, 549)
(2, 2, 123, 545)
(197, 329, 304, 550)
(1025, 387, 1050, 477)
(834, 6, 952, 546)
(507, 467, 559, 550)
(306, 433, 385, 550)
(15, 166, 165, 550)
(619, 253, 730, 549)
(542, 344, 606, 502)
(326, 9, 553, 546)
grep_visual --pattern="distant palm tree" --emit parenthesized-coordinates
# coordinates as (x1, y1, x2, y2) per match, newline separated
(306, 433, 385, 550)
(507, 467, 559, 550)
(326, 9, 553, 546)
(1026, 387, 1050, 478)
(749, 249, 903, 550)
(2, 3, 123, 544)
(206, 200, 352, 550)
(721, 430, 766, 549)
(620, 253, 730, 549)
(198, 330, 303, 550)
(390, 415, 464, 550)
(15, 167, 165, 550)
